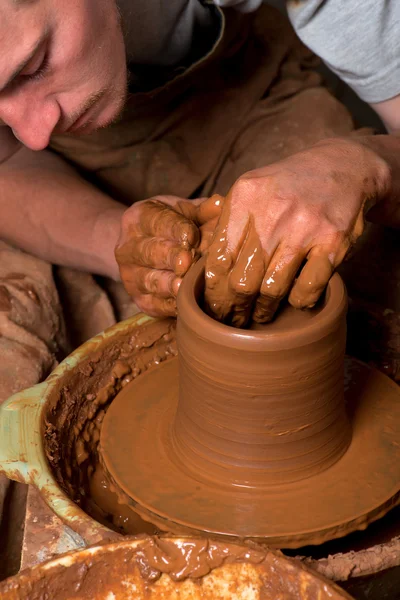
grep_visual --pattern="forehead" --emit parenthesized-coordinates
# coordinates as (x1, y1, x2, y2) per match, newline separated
(0, 1, 44, 44)
(0, 1, 46, 80)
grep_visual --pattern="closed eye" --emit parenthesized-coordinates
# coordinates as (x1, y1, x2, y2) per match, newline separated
(18, 43, 50, 85)
(22, 54, 50, 82)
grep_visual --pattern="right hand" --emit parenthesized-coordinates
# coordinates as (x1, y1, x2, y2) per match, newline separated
(204, 137, 390, 327)
(115, 195, 222, 317)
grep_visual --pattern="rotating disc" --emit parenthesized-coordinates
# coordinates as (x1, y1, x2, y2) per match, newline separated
(100, 356, 400, 548)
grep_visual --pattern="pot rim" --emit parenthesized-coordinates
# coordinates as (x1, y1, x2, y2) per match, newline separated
(177, 258, 347, 350)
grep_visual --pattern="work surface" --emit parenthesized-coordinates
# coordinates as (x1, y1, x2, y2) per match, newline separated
(22, 487, 84, 570)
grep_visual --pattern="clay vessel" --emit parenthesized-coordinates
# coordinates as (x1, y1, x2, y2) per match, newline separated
(173, 258, 351, 487)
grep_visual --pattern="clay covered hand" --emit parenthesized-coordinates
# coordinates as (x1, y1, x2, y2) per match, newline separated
(115, 195, 222, 316)
(205, 137, 389, 327)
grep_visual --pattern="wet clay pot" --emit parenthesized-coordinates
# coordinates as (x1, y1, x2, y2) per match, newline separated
(0, 536, 353, 600)
(175, 259, 351, 487)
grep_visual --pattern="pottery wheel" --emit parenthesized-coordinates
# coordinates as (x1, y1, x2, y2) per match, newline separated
(100, 356, 400, 549)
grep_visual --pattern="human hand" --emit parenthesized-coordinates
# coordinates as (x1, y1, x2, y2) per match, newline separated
(115, 194, 222, 317)
(204, 137, 390, 327)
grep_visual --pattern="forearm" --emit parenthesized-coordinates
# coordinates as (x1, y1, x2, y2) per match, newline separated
(0, 146, 125, 279)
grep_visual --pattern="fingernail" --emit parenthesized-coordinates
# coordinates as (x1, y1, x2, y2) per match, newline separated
(252, 309, 274, 324)
(253, 298, 280, 323)
(172, 277, 182, 296)
(173, 250, 191, 277)
(178, 222, 200, 249)
(231, 312, 248, 328)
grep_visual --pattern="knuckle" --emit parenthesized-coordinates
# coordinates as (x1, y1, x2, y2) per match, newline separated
(231, 176, 263, 203)
(235, 171, 275, 194)
(120, 210, 132, 233)
(144, 270, 159, 294)
(293, 209, 317, 231)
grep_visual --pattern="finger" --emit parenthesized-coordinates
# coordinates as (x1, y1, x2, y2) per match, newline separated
(119, 265, 179, 303)
(137, 200, 200, 248)
(133, 266, 181, 298)
(136, 294, 177, 318)
(227, 221, 264, 327)
(253, 246, 307, 323)
(204, 191, 249, 322)
(199, 217, 220, 254)
(289, 252, 334, 309)
(196, 194, 224, 225)
(177, 195, 223, 225)
(116, 236, 196, 277)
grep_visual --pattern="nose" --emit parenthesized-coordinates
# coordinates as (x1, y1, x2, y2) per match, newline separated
(0, 91, 61, 151)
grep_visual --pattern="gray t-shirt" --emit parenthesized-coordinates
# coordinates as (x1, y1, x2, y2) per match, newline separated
(287, 0, 400, 104)
(122, 0, 400, 104)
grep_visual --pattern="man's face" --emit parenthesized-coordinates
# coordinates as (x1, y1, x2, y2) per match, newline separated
(0, 0, 128, 151)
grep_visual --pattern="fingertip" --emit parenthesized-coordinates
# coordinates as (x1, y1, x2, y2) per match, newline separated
(172, 277, 182, 297)
(252, 296, 280, 324)
(176, 220, 200, 250)
(230, 310, 250, 328)
(288, 287, 323, 310)
(197, 194, 224, 224)
(163, 297, 178, 317)
(173, 248, 197, 277)
(252, 310, 274, 324)
(288, 253, 333, 310)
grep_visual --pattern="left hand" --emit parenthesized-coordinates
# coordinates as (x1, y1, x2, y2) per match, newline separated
(115, 195, 222, 317)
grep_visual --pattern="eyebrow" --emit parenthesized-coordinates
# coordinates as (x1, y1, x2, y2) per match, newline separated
(0, 34, 46, 92)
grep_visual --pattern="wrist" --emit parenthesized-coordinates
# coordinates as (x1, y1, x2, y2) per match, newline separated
(315, 136, 391, 207)
(352, 138, 392, 207)
(92, 206, 125, 280)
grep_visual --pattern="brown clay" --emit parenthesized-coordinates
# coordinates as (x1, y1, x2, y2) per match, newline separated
(43, 317, 178, 539)
(99, 259, 400, 547)
(0, 537, 353, 600)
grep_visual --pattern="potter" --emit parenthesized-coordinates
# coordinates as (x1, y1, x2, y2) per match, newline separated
(0, 0, 400, 590)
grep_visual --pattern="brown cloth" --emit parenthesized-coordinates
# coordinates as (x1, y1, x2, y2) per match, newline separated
(0, 4, 397, 579)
